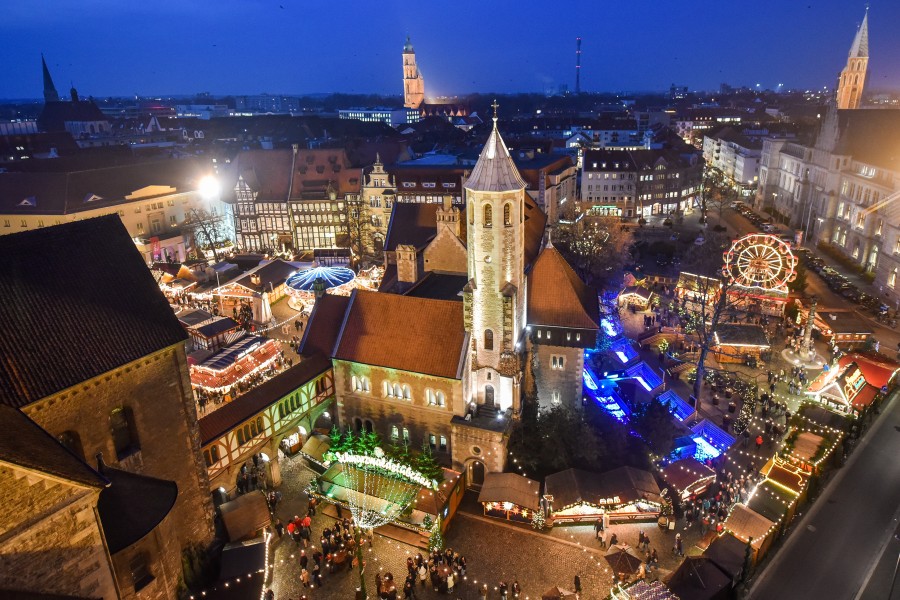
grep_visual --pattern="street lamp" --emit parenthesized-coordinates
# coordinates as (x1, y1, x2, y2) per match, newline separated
(198, 174, 220, 199)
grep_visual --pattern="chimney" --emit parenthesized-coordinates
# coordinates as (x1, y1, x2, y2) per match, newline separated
(396, 244, 418, 284)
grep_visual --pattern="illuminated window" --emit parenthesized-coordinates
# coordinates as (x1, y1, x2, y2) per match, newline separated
(484, 329, 494, 351)
(503, 203, 511, 227)
(484, 204, 492, 227)
(890, 268, 897, 289)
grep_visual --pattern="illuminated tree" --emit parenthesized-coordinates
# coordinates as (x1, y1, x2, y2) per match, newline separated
(552, 213, 634, 289)
(184, 207, 228, 262)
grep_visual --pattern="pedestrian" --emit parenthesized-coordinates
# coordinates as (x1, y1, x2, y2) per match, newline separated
(574, 575, 582, 595)
(756, 434, 764, 450)
(480, 584, 489, 600)
(609, 532, 618, 548)
(300, 568, 310, 587)
(598, 528, 606, 549)
(312, 562, 322, 587)
(418, 564, 427, 587)
(512, 580, 521, 599)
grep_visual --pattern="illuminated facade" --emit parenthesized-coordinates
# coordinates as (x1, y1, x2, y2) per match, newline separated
(836, 9, 869, 110)
(402, 36, 425, 110)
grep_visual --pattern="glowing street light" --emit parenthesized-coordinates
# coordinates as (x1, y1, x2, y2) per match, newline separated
(198, 175, 220, 199)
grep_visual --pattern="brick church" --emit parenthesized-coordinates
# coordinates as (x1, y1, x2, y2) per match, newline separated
(301, 113, 599, 486)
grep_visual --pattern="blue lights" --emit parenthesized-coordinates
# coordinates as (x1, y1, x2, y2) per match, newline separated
(582, 369, 598, 391)
(691, 436, 722, 460)
(286, 266, 355, 292)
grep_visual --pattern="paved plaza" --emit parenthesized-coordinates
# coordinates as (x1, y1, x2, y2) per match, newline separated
(267, 458, 703, 600)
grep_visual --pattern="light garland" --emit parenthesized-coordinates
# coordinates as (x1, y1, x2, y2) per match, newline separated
(327, 451, 438, 490)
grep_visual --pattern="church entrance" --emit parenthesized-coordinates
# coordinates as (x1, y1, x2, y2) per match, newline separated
(484, 385, 495, 407)
(469, 460, 486, 489)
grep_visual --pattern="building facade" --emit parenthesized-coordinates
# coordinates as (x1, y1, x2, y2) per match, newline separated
(403, 36, 425, 110)
(702, 127, 762, 194)
(836, 9, 869, 110)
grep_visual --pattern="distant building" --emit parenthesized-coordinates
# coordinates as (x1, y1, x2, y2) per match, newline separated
(403, 36, 425, 110)
(235, 94, 302, 114)
(338, 107, 409, 127)
(702, 127, 762, 194)
(836, 8, 869, 110)
(675, 108, 745, 148)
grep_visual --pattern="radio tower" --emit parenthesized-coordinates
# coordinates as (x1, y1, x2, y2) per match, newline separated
(575, 37, 582, 94)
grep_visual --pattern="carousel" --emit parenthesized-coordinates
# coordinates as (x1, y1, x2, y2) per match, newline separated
(284, 264, 383, 312)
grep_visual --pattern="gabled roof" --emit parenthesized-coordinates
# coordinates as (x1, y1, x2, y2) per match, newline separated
(544, 466, 661, 510)
(464, 119, 526, 192)
(298, 294, 352, 358)
(198, 353, 332, 445)
(838, 353, 900, 389)
(228, 149, 293, 202)
(527, 246, 599, 330)
(523, 194, 548, 270)
(333, 289, 467, 379)
(0, 403, 107, 488)
(477, 472, 541, 511)
(666, 556, 732, 600)
(232, 258, 300, 293)
(38, 100, 107, 132)
(0, 216, 188, 408)
(384, 203, 441, 252)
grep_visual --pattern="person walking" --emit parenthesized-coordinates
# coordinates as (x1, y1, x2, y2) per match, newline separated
(300, 568, 310, 588)
(418, 564, 427, 587)
(756, 434, 764, 450)
(574, 575, 582, 596)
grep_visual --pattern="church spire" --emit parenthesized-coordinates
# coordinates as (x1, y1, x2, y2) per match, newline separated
(836, 7, 870, 110)
(849, 7, 869, 58)
(41, 54, 59, 103)
(464, 101, 526, 193)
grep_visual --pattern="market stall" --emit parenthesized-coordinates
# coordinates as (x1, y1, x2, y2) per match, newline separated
(189, 334, 281, 393)
(618, 286, 654, 311)
(723, 504, 776, 564)
(659, 457, 716, 501)
(545, 466, 661, 524)
(478, 472, 541, 524)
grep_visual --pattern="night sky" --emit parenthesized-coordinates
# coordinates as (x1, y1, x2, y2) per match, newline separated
(1, 0, 898, 99)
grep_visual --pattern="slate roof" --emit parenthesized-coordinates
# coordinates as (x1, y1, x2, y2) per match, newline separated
(198, 353, 332, 445)
(702, 532, 746, 580)
(38, 99, 107, 132)
(194, 317, 241, 338)
(226, 149, 293, 202)
(404, 273, 468, 301)
(849, 10, 869, 58)
(666, 556, 732, 600)
(464, 121, 526, 192)
(0, 403, 107, 488)
(836, 109, 900, 170)
(0, 216, 188, 408)
(527, 246, 599, 330)
(333, 289, 467, 379)
(384, 203, 441, 252)
(522, 194, 548, 270)
(298, 294, 352, 358)
(97, 465, 178, 554)
(0, 158, 208, 215)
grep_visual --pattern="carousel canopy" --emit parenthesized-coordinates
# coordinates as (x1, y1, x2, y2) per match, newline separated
(286, 265, 355, 292)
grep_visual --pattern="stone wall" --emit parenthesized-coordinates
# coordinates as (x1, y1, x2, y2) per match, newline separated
(533, 344, 584, 411)
(0, 466, 117, 599)
(112, 509, 183, 600)
(21, 344, 214, 597)
(423, 226, 467, 274)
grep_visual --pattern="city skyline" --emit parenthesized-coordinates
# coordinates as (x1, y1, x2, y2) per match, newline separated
(1, 0, 899, 99)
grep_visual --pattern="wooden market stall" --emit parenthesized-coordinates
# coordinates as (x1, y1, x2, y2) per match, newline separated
(478, 472, 542, 524)
(723, 504, 776, 564)
(545, 466, 662, 524)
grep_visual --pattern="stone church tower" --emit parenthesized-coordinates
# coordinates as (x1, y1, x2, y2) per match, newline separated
(836, 8, 869, 110)
(402, 36, 425, 109)
(463, 104, 526, 417)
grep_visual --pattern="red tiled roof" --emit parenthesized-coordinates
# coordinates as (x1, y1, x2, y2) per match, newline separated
(333, 290, 467, 379)
(838, 353, 900, 389)
(527, 246, 599, 330)
(298, 294, 352, 358)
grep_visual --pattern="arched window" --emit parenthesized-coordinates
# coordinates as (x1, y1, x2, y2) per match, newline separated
(393, 383, 402, 398)
(110, 407, 139, 460)
(245, 424, 252, 440)
(57, 430, 84, 461)
(382, 380, 389, 396)
(210, 445, 220, 463)
(363, 377, 370, 392)
(237, 429, 245, 445)
(351, 375, 359, 391)
(257, 416, 264, 435)
(354, 418, 363, 433)
(435, 391, 445, 407)
(484, 385, 495, 407)
(484, 204, 492, 227)
(426, 389, 435, 405)
(364, 420, 374, 433)
(484, 329, 494, 351)
(402, 384, 411, 400)
(391, 425, 399, 440)
(279, 403, 286, 420)
(890, 268, 897, 289)
(503, 203, 511, 227)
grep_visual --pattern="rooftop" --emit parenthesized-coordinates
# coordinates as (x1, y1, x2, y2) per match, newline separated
(527, 246, 599, 330)
(0, 216, 188, 408)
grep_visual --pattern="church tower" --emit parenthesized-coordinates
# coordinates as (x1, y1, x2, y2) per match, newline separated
(463, 103, 526, 416)
(836, 8, 869, 110)
(41, 54, 59, 103)
(402, 36, 425, 110)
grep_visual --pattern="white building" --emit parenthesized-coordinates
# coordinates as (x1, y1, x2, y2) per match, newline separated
(338, 108, 411, 127)
(702, 127, 762, 194)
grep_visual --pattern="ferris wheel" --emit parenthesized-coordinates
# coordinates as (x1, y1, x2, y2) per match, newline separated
(723, 233, 797, 292)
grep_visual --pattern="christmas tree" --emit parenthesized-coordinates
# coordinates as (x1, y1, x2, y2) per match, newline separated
(531, 509, 546, 530)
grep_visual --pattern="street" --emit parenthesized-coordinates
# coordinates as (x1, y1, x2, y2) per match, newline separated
(747, 390, 900, 600)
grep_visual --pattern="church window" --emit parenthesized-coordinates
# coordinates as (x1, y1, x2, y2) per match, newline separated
(354, 418, 363, 433)
(429, 434, 437, 450)
(110, 407, 140, 460)
(484, 204, 492, 227)
(402, 384, 411, 400)
(551, 355, 566, 370)
(537, 330, 542, 339)
(57, 431, 84, 461)
(484, 329, 494, 351)
(503, 203, 511, 227)
(576, 333, 581, 341)
(237, 429, 245, 446)
(551, 391, 561, 405)
(435, 391, 445, 407)
(130, 552, 154, 592)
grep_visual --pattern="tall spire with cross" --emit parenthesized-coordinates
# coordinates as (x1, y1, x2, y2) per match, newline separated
(41, 54, 59, 103)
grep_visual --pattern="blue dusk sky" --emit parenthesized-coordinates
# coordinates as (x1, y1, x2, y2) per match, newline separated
(0, 0, 897, 99)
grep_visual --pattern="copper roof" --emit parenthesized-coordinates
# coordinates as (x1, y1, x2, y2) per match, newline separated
(527, 246, 599, 330)
(0, 216, 188, 408)
(333, 290, 467, 379)
(464, 121, 526, 192)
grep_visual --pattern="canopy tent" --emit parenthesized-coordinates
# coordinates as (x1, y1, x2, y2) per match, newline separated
(478, 472, 541, 523)
(605, 548, 644, 574)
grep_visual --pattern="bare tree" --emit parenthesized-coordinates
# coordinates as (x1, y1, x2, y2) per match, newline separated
(344, 194, 374, 266)
(552, 211, 634, 289)
(184, 208, 227, 262)
(702, 166, 739, 221)
(676, 232, 741, 402)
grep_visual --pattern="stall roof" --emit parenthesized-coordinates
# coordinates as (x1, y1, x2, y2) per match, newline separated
(816, 311, 873, 335)
(724, 504, 774, 549)
(219, 538, 267, 580)
(838, 353, 900, 388)
(197, 334, 268, 371)
(713, 324, 769, 348)
(219, 492, 271, 542)
(665, 556, 732, 600)
(747, 480, 794, 524)
(477, 472, 541, 511)
(179, 308, 214, 327)
(791, 431, 826, 463)
(415, 468, 461, 515)
(620, 286, 653, 301)
(660, 458, 716, 493)
(702, 532, 746, 580)
(300, 433, 331, 463)
(194, 317, 241, 339)
(759, 457, 808, 496)
(545, 466, 661, 510)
